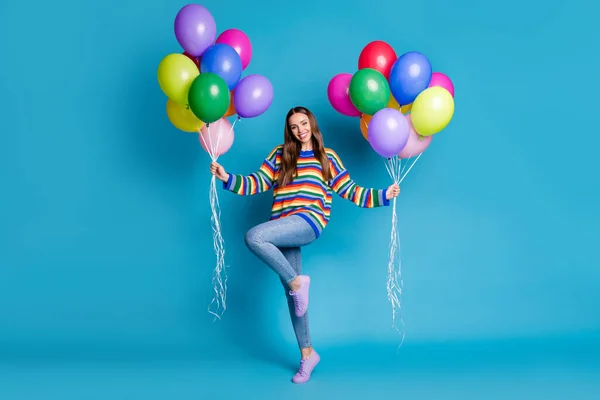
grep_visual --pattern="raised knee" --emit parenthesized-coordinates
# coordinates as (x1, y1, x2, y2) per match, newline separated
(245, 227, 262, 248)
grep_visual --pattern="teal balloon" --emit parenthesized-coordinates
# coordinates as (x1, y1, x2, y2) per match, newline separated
(349, 68, 390, 115)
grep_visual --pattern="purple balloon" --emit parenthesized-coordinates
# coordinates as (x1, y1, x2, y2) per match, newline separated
(368, 108, 410, 158)
(233, 74, 273, 118)
(174, 4, 217, 57)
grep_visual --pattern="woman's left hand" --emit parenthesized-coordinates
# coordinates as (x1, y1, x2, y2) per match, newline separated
(385, 183, 400, 200)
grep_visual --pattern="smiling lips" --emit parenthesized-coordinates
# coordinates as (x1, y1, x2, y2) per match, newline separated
(298, 132, 309, 140)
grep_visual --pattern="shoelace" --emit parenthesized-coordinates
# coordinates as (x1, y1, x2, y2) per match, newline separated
(296, 359, 308, 376)
(289, 290, 301, 305)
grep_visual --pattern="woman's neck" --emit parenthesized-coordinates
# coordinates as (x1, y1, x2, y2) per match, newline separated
(301, 143, 313, 151)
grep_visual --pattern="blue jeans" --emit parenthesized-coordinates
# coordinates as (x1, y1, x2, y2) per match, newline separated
(245, 215, 317, 349)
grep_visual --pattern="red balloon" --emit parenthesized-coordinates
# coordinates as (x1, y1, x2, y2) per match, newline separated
(183, 51, 200, 69)
(358, 40, 397, 79)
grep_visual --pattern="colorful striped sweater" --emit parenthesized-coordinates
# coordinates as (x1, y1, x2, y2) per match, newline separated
(223, 145, 390, 237)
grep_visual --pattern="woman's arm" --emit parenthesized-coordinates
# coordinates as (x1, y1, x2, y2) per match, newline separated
(326, 148, 391, 207)
(221, 146, 281, 196)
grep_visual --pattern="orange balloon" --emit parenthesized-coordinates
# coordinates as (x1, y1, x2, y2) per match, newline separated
(224, 89, 237, 117)
(360, 96, 409, 140)
(359, 114, 372, 140)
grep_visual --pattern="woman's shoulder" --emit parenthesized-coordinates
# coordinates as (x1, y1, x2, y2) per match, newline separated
(266, 144, 284, 156)
(263, 144, 284, 163)
(324, 147, 341, 160)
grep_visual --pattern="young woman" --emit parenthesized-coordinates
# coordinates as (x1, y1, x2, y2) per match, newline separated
(209, 106, 400, 383)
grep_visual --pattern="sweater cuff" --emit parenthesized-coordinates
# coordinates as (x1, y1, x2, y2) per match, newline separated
(223, 174, 236, 191)
(379, 189, 390, 206)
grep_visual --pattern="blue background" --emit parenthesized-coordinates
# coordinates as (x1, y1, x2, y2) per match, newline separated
(1, 0, 599, 398)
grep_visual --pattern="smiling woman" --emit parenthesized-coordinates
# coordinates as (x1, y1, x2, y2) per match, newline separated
(0, 0, 597, 395)
(208, 105, 399, 383)
(278, 108, 332, 189)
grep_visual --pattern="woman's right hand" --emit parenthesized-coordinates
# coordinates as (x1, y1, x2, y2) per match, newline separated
(209, 161, 230, 182)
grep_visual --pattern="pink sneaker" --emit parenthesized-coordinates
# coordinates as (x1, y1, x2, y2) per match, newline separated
(289, 275, 310, 317)
(292, 351, 320, 384)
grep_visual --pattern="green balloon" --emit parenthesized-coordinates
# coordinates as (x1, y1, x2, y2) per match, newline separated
(349, 68, 390, 115)
(187, 73, 230, 123)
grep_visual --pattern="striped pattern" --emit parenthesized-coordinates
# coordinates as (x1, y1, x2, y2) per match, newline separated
(223, 146, 389, 237)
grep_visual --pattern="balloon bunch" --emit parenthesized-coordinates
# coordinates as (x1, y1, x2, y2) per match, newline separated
(327, 40, 455, 342)
(328, 40, 454, 159)
(157, 4, 274, 320)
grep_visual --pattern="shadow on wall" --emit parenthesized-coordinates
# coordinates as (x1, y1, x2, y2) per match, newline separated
(224, 195, 297, 369)
(113, 57, 296, 361)
(114, 48, 199, 186)
(186, 188, 297, 369)
(106, 48, 217, 358)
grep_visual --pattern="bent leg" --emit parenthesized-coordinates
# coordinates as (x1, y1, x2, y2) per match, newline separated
(245, 215, 316, 284)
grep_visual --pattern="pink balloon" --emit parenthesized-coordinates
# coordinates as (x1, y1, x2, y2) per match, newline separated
(199, 118, 234, 157)
(215, 29, 252, 70)
(327, 73, 361, 117)
(399, 114, 432, 158)
(428, 72, 454, 97)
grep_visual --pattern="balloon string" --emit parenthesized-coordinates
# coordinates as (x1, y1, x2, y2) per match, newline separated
(400, 153, 422, 183)
(399, 153, 412, 177)
(380, 152, 424, 349)
(207, 173, 227, 321)
(197, 119, 238, 321)
(384, 156, 405, 349)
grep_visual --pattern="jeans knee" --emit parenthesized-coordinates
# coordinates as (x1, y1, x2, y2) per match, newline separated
(245, 227, 262, 249)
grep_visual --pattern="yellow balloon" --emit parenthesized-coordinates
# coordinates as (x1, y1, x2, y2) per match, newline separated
(157, 53, 199, 105)
(411, 87, 454, 136)
(385, 95, 411, 114)
(387, 96, 400, 110)
(401, 103, 412, 114)
(166, 99, 204, 132)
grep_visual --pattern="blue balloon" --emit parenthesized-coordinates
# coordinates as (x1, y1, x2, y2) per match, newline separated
(200, 44, 242, 90)
(388, 52, 432, 105)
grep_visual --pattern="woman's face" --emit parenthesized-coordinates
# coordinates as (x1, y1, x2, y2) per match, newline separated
(288, 113, 312, 144)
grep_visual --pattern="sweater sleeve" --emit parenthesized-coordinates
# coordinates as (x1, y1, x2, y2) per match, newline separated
(326, 149, 390, 207)
(223, 146, 281, 195)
